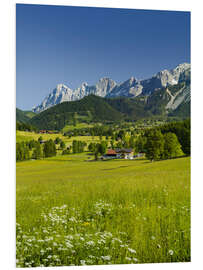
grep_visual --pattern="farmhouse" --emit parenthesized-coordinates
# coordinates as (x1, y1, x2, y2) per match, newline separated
(115, 148, 134, 159)
(101, 149, 117, 160)
(39, 130, 58, 134)
(106, 149, 117, 157)
(39, 130, 47, 134)
(102, 148, 134, 160)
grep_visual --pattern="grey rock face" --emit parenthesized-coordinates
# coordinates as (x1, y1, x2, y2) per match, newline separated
(32, 84, 73, 113)
(32, 78, 117, 113)
(32, 63, 190, 113)
(165, 83, 190, 111)
(107, 77, 143, 98)
(140, 63, 190, 95)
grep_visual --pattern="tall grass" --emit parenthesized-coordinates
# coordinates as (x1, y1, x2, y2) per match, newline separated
(16, 154, 190, 267)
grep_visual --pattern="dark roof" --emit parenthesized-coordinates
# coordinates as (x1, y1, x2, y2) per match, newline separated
(115, 148, 133, 153)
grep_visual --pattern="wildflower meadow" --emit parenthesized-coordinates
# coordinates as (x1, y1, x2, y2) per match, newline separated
(16, 153, 190, 267)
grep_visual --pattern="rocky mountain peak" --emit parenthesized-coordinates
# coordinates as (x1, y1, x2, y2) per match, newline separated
(32, 63, 190, 113)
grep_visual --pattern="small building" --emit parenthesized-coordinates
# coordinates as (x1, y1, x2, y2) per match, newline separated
(101, 149, 117, 160)
(106, 149, 117, 157)
(103, 148, 134, 160)
(39, 130, 47, 134)
(115, 148, 134, 159)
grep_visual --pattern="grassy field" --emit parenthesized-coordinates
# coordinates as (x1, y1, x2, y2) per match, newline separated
(16, 153, 190, 267)
(62, 122, 95, 133)
(16, 130, 105, 148)
(16, 130, 64, 143)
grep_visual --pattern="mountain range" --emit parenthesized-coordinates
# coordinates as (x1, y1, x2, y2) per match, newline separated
(29, 85, 190, 131)
(16, 63, 190, 130)
(32, 63, 191, 113)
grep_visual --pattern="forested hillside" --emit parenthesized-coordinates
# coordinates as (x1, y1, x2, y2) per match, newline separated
(30, 95, 124, 130)
(16, 108, 30, 123)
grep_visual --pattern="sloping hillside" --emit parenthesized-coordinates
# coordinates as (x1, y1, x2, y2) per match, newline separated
(16, 108, 31, 123)
(29, 81, 190, 130)
(30, 95, 124, 130)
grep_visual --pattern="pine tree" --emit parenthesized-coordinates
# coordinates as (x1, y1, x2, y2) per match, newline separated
(72, 140, 78, 153)
(135, 135, 147, 153)
(43, 139, 56, 157)
(38, 136, 43, 143)
(94, 151, 98, 161)
(129, 136, 135, 148)
(32, 142, 42, 159)
(73, 112, 78, 127)
(54, 137, 61, 144)
(60, 140, 66, 150)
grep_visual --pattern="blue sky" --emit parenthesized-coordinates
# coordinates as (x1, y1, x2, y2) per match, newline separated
(16, 4, 190, 110)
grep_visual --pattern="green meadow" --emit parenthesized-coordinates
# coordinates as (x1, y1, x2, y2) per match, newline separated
(16, 130, 104, 148)
(16, 152, 190, 267)
(62, 122, 94, 133)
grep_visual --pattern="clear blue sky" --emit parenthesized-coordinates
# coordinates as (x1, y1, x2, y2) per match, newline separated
(16, 4, 190, 110)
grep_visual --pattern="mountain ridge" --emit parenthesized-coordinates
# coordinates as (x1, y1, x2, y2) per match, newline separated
(32, 63, 190, 113)
(29, 80, 190, 130)
(30, 95, 124, 130)
(16, 108, 36, 123)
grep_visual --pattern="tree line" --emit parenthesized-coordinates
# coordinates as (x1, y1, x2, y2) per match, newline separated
(16, 137, 89, 161)
(16, 139, 57, 161)
(135, 119, 190, 161)
(88, 141, 108, 160)
(16, 121, 38, 132)
(16, 119, 190, 162)
(144, 130, 183, 161)
(63, 124, 115, 137)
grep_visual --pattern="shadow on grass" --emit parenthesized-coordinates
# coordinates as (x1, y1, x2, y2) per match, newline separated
(143, 155, 190, 164)
(44, 158, 79, 162)
(102, 165, 130, 171)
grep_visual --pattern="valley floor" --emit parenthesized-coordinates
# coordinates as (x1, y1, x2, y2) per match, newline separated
(16, 153, 190, 267)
